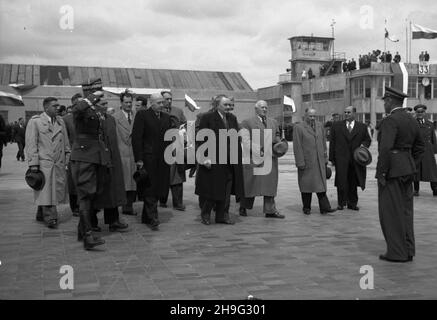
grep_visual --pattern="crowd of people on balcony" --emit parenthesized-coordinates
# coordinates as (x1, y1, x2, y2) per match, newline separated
(342, 50, 402, 72)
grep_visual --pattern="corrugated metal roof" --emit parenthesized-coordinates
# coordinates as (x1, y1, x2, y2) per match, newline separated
(0, 64, 253, 92)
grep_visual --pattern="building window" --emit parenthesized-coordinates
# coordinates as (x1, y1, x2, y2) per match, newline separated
(331, 90, 344, 99)
(302, 94, 311, 102)
(353, 79, 363, 98)
(365, 77, 371, 98)
(313, 92, 331, 101)
(433, 79, 437, 99)
(408, 77, 417, 98)
(424, 78, 432, 100)
(377, 77, 383, 97)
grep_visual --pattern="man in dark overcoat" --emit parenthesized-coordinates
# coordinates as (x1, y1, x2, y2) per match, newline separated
(376, 87, 425, 262)
(412, 104, 437, 196)
(91, 101, 128, 232)
(132, 93, 172, 231)
(329, 106, 371, 210)
(14, 118, 26, 161)
(194, 95, 244, 225)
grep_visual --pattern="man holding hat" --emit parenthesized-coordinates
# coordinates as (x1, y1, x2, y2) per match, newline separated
(413, 104, 437, 196)
(377, 86, 425, 262)
(25, 97, 71, 229)
(293, 108, 336, 215)
(329, 106, 371, 211)
(132, 93, 173, 231)
(239, 100, 284, 218)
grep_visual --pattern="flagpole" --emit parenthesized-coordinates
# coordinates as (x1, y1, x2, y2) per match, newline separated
(384, 19, 387, 52)
(405, 19, 408, 63)
(409, 20, 413, 63)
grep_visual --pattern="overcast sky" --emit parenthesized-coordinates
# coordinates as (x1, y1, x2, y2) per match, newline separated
(0, 0, 436, 89)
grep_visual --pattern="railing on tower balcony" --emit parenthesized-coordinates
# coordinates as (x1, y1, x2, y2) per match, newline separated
(278, 72, 292, 83)
(333, 52, 346, 61)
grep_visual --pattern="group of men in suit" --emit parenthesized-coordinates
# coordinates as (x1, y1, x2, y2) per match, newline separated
(23, 81, 433, 261)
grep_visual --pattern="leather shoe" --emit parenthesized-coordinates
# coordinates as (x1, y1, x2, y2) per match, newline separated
(320, 208, 337, 214)
(201, 219, 210, 225)
(239, 207, 247, 217)
(337, 205, 344, 210)
(109, 221, 129, 232)
(159, 203, 168, 208)
(173, 205, 186, 211)
(303, 208, 311, 215)
(216, 219, 235, 225)
(91, 226, 101, 232)
(379, 254, 411, 263)
(347, 205, 360, 211)
(150, 224, 159, 231)
(47, 220, 58, 229)
(265, 212, 285, 219)
(413, 191, 419, 197)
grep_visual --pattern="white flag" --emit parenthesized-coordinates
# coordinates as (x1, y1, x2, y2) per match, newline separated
(283, 96, 296, 112)
(184, 94, 200, 112)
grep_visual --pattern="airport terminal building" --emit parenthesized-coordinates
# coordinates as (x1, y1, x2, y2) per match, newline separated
(258, 36, 437, 127)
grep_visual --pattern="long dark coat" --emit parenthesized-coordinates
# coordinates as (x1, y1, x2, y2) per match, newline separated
(414, 119, 437, 182)
(293, 121, 327, 193)
(329, 120, 372, 190)
(132, 108, 172, 198)
(93, 114, 127, 209)
(195, 111, 244, 201)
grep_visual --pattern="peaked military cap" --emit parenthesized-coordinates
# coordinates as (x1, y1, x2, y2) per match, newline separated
(413, 104, 427, 111)
(382, 86, 408, 101)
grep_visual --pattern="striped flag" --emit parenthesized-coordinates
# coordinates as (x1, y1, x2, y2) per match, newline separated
(184, 94, 200, 112)
(385, 28, 399, 42)
(412, 23, 437, 39)
(283, 96, 296, 112)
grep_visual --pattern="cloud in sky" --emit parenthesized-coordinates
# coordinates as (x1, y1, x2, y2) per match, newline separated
(0, 0, 436, 89)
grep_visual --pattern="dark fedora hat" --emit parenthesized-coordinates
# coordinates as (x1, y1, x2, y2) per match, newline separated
(326, 165, 332, 180)
(25, 168, 45, 191)
(354, 146, 372, 166)
(273, 139, 289, 158)
(133, 168, 151, 189)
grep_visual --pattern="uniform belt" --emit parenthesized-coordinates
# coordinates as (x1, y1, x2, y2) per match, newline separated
(76, 133, 100, 140)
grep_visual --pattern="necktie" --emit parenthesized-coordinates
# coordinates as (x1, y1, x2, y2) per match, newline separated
(222, 113, 228, 129)
(155, 112, 160, 119)
(347, 121, 352, 133)
(127, 112, 131, 125)
(261, 116, 267, 128)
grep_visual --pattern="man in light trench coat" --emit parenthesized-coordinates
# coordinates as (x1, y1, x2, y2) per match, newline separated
(113, 90, 137, 215)
(293, 108, 336, 215)
(26, 97, 71, 229)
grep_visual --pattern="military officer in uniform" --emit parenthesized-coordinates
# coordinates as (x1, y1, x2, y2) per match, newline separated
(376, 87, 425, 262)
(412, 104, 437, 196)
(70, 79, 109, 250)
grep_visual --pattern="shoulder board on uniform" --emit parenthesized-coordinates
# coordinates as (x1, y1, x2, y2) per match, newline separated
(30, 114, 41, 119)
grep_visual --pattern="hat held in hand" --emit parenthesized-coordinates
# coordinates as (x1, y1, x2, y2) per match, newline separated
(354, 146, 372, 166)
(273, 138, 288, 158)
(25, 168, 45, 191)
